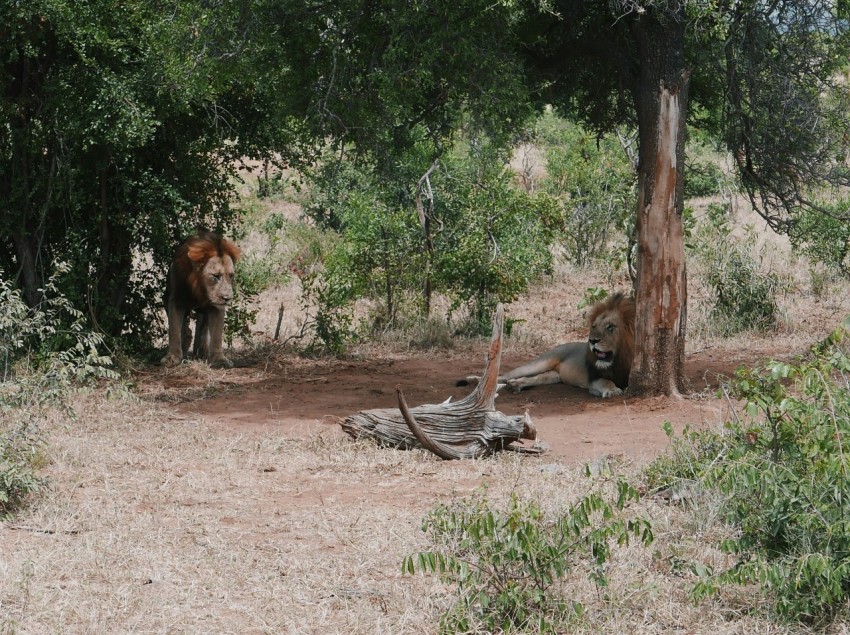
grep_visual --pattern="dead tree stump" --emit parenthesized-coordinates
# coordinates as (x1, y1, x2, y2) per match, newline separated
(339, 305, 540, 459)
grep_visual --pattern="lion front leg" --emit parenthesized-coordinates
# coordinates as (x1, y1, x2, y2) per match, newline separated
(589, 378, 623, 398)
(162, 303, 188, 366)
(205, 306, 233, 369)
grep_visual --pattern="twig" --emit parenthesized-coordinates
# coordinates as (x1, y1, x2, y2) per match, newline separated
(5, 524, 80, 535)
(273, 302, 285, 340)
(719, 383, 742, 426)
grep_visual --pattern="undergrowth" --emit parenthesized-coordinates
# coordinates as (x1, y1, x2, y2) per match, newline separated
(690, 203, 781, 335)
(0, 265, 117, 517)
(404, 482, 653, 634)
(645, 316, 850, 625)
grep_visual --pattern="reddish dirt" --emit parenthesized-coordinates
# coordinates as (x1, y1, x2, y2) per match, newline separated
(169, 347, 770, 465)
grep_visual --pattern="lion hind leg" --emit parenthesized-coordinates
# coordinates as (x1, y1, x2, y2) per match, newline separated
(457, 376, 509, 391)
(501, 344, 577, 381)
(589, 378, 623, 398)
(182, 314, 195, 359)
(505, 370, 562, 393)
(192, 310, 210, 360)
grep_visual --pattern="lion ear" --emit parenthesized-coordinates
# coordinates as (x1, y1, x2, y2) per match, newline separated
(186, 241, 213, 264)
(222, 239, 241, 263)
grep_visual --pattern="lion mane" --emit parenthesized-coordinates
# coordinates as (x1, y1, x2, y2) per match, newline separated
(162, 228, 241, 368)
(584, 291, 635, 393)
(458, 291, 636, 398)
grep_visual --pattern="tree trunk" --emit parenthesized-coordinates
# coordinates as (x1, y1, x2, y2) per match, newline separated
(628, 12, 689, 396)
(11, 231, 41, 308)
(95, 162, 133, 335)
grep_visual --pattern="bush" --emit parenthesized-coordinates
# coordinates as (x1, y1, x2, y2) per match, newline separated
(645, 319, 850, 624)
(0, 422, 45, 517)
(537, 114, 636, 268)
(404, 484, 653, 634)
(704, 243, 780, 334)
(691, 215, 780, 335)
(301, 137, 562, 347)
(434, 151, 561, 334)
(789, 198, 850, 279)
(684, 159, 725, 198)
(0, 265, 117, 517)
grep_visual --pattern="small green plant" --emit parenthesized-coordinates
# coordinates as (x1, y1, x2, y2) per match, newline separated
(642, 422, 726, 498)
(255, 161, 291, 200)
(691, 219, 780, 335)
(404, 485, 653, 634)
(578, 287, 608, 310)
(538, 114, 636, 269)
(0, 264, 117, 517)
(645, 318, 850, 624)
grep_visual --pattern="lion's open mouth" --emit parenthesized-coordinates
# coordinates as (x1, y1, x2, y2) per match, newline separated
(593, 349, 614, 364)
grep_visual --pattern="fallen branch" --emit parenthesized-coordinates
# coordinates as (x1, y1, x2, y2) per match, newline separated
(339, 304, 541, 459)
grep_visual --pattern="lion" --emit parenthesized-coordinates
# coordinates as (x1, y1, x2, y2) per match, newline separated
(460, 292, 635, 398)
(161, 228, 241, 368)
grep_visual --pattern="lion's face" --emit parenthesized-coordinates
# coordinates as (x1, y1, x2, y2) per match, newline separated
(585, 292, 636, 379)
(200, 254, 236, 307)
(587, 309, 624, 369)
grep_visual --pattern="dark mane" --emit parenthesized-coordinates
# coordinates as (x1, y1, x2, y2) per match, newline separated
(585, 292, 635, 390)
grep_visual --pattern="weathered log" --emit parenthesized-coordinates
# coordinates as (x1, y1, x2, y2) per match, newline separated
(338, 304, 541, 459)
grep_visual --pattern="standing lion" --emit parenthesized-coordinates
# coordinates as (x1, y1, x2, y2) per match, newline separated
(162, 228, 241, 368)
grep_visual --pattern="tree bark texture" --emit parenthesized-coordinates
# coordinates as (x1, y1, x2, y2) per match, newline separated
(628, 11, 689, 396)
(338, 305, 539, 459)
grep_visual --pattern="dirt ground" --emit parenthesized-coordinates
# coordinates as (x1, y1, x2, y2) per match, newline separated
(164, 344, 776, 463)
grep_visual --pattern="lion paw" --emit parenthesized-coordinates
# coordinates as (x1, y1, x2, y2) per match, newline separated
(210, 356, 234, 369)
(505, 379, 524, 394)
(589, 386, 623, 398)
(589, 379, 623, 398)
(161, 353, 183, 367)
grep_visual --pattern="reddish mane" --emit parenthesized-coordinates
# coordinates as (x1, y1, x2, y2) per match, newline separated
(172, 230, 241, 308)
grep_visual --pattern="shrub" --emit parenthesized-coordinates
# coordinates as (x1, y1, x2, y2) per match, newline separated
(404, 484, 653, 634)
(691, 216, 780, 335)
(684, 159, 725, 198)
(645, 319, 850, 624)
(434, 153, 561, 334)
(538, 114, 636, 268)
(0, 265, 117, 517)
(0, 422, 45, 517)
(704, 242, 780, 334)
(789, 198, 850, 280)
(301, 137, 562, 347)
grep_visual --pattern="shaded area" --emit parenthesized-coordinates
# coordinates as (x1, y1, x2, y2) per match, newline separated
(148, 346, 787, 463)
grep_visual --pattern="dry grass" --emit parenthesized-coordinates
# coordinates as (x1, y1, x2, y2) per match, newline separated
(3, 190, 850, 634)
(2, 383, 846, 633)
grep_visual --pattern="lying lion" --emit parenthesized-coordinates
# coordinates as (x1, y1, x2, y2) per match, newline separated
(461, 292, 635, 398)
(162, 228, 241, 368)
